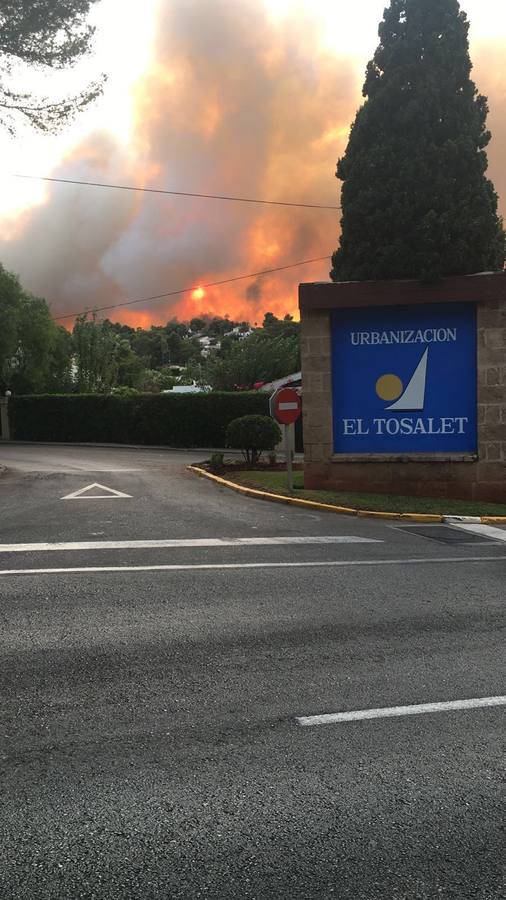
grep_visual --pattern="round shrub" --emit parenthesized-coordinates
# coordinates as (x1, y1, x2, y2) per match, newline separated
(226, 414, 281, 465)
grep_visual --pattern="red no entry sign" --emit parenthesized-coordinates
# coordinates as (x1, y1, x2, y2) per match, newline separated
(269, 387, 302, 425)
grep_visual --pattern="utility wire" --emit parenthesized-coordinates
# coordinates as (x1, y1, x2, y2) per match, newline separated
(54, 254, 332, 321)
(13, 173, 341, 211)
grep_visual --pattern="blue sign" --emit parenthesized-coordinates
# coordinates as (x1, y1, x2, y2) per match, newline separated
(331, 302, 477, 454)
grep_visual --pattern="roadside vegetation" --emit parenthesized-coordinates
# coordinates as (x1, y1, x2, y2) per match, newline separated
(0, 265, 299, 396)
(228, 470, 506, 517)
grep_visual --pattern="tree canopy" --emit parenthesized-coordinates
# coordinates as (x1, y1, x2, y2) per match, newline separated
(196, 314, 300, 391)
(331, 0, 505, 283)
(0, 0, 104, 133)
(0, 263, 72, 393)
(0, 260, 300, 394)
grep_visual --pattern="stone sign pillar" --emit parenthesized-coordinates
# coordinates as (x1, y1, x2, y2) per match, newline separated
(300, 273, 506, 503)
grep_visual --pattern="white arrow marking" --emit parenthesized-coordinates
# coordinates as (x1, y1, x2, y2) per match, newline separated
(60, 482, 132, 500)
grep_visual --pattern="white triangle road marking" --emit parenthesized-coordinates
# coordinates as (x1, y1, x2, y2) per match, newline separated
(60, 482, 132, 500)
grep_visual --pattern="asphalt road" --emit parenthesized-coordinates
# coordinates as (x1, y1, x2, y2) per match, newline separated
(0, 444, 505, 899)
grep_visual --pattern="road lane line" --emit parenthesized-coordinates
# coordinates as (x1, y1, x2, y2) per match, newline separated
(296, 695, 506, 727)
(450, 523, 506, 543)
(0, 536, 380, 553)
(0, 555, 504, 576)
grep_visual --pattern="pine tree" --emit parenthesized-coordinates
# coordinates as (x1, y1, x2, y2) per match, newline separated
(0, 1, 103, 134)
(331, 0, 505, 283)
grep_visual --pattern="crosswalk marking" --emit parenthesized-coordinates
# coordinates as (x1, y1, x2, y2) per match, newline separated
(0, 535, 381, 554)
(450, 522, 506, 543)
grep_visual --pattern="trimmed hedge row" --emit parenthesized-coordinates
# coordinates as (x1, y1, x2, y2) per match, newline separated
(9, 392, 272, 447)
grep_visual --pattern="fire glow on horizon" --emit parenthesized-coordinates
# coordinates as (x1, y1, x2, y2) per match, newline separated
(0, 0, 505, 329)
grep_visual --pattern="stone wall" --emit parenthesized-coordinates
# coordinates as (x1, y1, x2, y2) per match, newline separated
(300, 274, 506, 503)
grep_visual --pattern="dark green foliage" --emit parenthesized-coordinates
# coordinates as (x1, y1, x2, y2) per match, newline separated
(0, 1, 104, 134)
(262, 312, 299, 339)
(202, 336, 299, 391)
(0, 265, 23, 373)
(209, 452, 225, 470)
(201, 316, 300, 391)
(46, 327, 74, 392)
(331, 0, 505, 283)
(130, 324, 201, 369)
(9, 393, 270, 447)
(1, 263, 300, 397)
(72, 313, 120, 392)
(0, 264, 72, 393)
(226, 415, 282, 465)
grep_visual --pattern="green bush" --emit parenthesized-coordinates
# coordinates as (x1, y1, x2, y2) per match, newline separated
(8, 392, 270, 447)
(209, 451, 225, 470)
(226, 414, 281, 465)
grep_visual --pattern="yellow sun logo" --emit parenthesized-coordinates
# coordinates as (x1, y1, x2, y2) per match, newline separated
(375, 373, 403, 401)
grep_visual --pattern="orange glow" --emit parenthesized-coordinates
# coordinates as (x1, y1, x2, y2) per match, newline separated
(2, 1, 503, 338)
(112, 309, 156, 330)
(171, 277, 305, 325)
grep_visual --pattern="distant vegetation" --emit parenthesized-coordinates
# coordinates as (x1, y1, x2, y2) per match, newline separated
(0, 263, 299, 395)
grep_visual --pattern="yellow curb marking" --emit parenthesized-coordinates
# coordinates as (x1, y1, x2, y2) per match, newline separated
(188, 466, 506, 524)
(398, 513, 444, 523)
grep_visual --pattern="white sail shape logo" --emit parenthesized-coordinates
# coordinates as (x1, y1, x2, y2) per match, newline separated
(385, 348, 429, 411)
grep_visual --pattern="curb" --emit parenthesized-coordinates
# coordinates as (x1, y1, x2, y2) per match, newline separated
(0, 440, 304, 460)
(188, 466, 359, 515)
(188, 466, 506, 524)
(0, 440, 234, 453)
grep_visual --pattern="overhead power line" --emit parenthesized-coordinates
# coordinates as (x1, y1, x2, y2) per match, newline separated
(53, 254, 332, 321)
(12, 173, 341, 211)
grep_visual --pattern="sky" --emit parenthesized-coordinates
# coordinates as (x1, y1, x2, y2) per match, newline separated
(0, 0, 505, 327)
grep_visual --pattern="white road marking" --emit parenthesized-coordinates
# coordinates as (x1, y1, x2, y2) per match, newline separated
(60, 483, 132, 500)
(296, 695, 506, 727)
(451, 523, 506, 543)
(0, 555, 504, 576)
(0, 535, 381, 554)
(443, 515, 482, 524)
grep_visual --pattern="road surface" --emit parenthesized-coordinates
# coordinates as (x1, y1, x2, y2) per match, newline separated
(0, 444, 505, 899)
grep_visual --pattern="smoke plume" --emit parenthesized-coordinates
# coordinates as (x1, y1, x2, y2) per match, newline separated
(0, 1, 504, 326)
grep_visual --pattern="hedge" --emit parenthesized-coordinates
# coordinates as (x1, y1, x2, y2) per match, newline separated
(9, 392, 273, 447)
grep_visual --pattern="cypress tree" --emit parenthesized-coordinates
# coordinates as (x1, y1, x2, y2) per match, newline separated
(331, 0, 505, 283)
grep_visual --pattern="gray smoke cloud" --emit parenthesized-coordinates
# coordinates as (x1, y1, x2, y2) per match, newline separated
(0, 1, 503, 325)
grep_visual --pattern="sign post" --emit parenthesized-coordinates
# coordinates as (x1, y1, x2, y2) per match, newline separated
(0, 391, 11, 441)
(284, 423, 294, 492)
(269, 387, 302, 492)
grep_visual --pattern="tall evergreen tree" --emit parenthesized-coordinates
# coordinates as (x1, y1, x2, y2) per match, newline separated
(0, 1, 103, 134)
(331, 0, 505, 283)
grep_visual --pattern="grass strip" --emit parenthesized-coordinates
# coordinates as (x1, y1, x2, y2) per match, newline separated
(228, 469, 506, 517)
